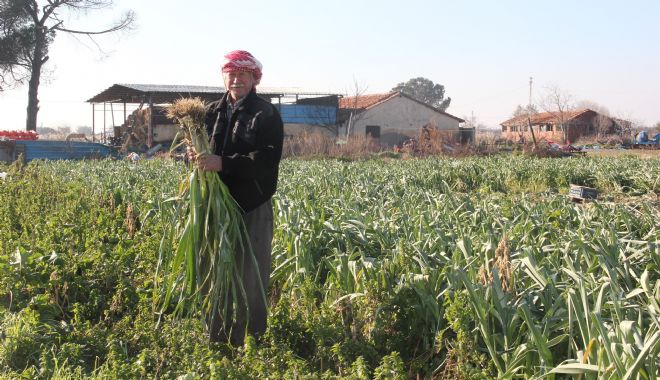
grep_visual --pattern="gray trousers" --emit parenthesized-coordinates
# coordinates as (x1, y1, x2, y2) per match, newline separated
(209, 199, 273, 345)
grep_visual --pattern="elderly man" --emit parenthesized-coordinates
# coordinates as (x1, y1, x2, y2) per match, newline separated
(194, 50, 283, 345)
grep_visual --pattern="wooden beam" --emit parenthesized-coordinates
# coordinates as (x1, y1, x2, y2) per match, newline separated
(147, 94, 153, 148)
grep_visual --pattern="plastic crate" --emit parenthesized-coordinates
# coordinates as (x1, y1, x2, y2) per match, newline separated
(569, 184, 598, 201)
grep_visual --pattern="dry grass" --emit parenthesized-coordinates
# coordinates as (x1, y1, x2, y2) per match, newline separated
(522, 142, 565, 158)
(585, 148, 660, 159)
(282, 129, 499, 159)
(282, 132, 383, 158)
(478, 235, 513, 293)
(574, 134, 626, 146)
(124, 203, 138, 238)
(165, 97, 207, 130)
(475, 129, 502, 145)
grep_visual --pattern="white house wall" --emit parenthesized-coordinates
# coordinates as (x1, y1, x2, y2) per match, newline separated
(349, 96, 461, 145)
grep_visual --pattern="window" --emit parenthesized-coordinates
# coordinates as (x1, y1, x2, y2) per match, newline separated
(366, 125, 381, 138)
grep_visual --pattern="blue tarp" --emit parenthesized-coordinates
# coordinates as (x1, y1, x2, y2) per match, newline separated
(276, 104, 336, 125)
(15, 140, 115, 162)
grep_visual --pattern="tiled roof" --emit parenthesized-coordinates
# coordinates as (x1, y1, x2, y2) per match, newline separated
(338, 92, 399, 110)
(338, 91, 464, 122)
(501, 108, 594, 126)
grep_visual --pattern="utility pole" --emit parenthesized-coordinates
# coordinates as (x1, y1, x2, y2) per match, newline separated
(527, 76, 537, 147)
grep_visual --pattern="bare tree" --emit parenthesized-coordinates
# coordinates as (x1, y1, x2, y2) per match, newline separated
(575, 100, 613, 138)
(342, 77, 369, 138)
(317, 113, 341, 137)
(539, 85, 574, 143)
(575, 100, 610, 116)
(0, 0, 135, 131)
(511, 104, 539, 118)
(613, 112, 638, 143)
(593, 114, 615, 138)
(506, 104, 539, 146)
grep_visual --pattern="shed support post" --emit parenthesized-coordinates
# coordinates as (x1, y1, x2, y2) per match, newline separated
(147, 94, 153, 148)
(110, 102, 115, 130)
(103, 102, 106, 144)
(92, 103, 95, 142)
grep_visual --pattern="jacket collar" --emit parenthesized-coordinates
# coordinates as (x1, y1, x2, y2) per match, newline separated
(216, 89, 257, 112)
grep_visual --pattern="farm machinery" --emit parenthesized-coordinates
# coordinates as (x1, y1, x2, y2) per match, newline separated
(632, 131, 660, 149)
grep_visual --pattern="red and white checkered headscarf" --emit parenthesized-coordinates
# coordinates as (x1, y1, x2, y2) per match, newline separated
(221, 50, 263, 84)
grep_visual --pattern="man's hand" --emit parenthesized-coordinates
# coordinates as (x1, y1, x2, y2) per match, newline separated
(187, 147, 221, 171)
(186, 146, 197, 162)
(195, 151, 222, 172)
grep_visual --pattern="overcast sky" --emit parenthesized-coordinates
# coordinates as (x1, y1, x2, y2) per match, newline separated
(1, 0, 659, 131)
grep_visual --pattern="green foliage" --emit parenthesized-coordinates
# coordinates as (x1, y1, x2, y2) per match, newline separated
(0, 155, 658, 378)
(373, 352, 406, 380)
(392, 77, 451, 110)
(439, 291, 493, 379)
(0, 0, 133, 128)
(0, 0, 38, 90)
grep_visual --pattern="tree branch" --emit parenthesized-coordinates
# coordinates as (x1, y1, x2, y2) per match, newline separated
(52, 10, 134, 34)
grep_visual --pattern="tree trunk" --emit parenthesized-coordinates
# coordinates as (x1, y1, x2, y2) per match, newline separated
(527, 116, 537, 147)
(25, 27, 47, 131)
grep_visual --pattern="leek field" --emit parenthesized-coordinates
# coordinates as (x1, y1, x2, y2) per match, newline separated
(1, 155, 659, 379)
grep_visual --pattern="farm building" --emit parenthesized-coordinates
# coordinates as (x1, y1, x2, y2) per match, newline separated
(87, 84, 340, 149)
(338, 92, 466, 146)
(500, 108, 618, 143)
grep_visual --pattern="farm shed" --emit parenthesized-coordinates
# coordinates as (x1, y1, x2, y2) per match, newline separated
(283, 95, 342, 137)
(87, 84, 340, 148)
(500, 108, 618, 143)
(338, 92, 466, 146)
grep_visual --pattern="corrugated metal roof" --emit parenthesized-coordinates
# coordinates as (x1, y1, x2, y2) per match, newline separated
(119, 84, 223, 93)
(86, 84, 225, 103)
(258, 87, 342, 96)
(87, 83, 341, 104)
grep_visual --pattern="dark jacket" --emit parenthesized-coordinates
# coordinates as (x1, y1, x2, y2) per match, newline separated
(205, 90, 283, 213)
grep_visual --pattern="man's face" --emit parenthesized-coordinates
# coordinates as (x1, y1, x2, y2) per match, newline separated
(223, 71, 256, 101)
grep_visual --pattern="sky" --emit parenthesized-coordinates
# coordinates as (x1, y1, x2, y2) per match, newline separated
(1, 0, 659, 131)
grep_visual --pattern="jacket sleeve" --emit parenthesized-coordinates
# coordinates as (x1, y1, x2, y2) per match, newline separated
(219, 105, 283, 180)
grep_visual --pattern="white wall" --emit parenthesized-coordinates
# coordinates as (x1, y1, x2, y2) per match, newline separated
(348, 95, 461, 145)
